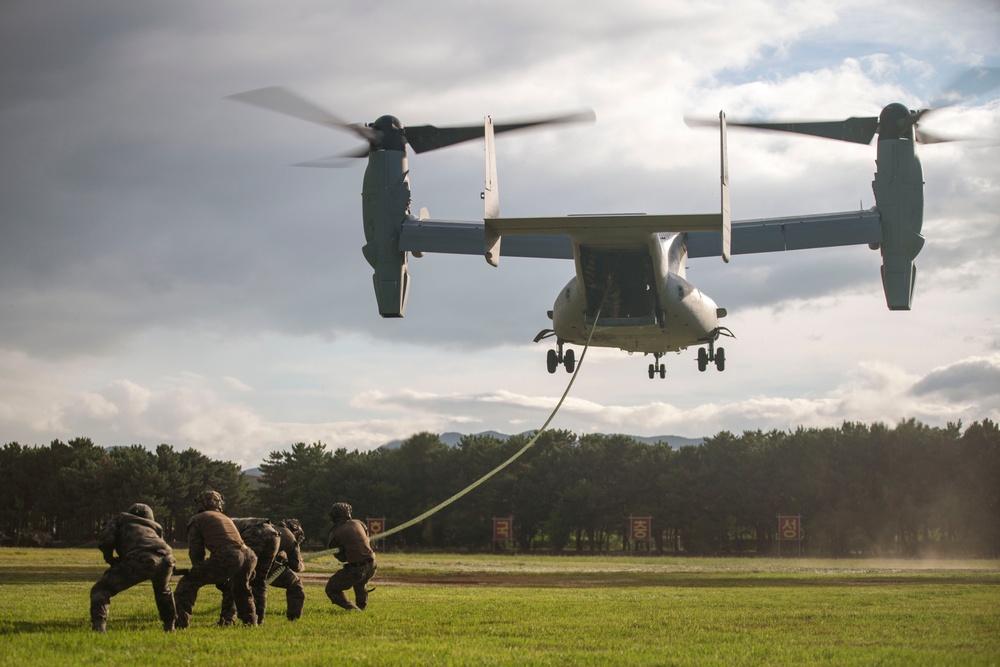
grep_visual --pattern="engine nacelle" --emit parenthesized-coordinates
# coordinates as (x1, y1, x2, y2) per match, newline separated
(872, 119, 925, 311)
(361, 149, 411, 317)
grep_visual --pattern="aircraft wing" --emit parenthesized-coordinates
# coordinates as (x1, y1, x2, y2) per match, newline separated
(399, 208, 881, 260)
(687, 209, 881, 258)
(400, 217, 574, 259)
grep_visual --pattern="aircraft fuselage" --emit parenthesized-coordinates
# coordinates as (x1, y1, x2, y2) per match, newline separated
(551, 231, 723, 354)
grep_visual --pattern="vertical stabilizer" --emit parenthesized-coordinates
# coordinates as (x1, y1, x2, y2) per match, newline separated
(720, 110, 731, 263)
(483, 115, 502, 267)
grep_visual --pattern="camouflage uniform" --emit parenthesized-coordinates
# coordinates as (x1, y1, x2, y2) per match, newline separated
(90, 503, 176, 632)
(174, 490, 258, 628)
(325, 503, 377, 611)
(269, 519, 306, 620)
(217, 518, 280, 625)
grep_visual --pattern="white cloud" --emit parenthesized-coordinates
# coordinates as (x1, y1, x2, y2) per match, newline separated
(222, 376, 254, 392)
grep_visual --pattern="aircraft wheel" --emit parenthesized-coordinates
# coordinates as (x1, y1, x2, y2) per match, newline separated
(715, 347, 726, 372)
(648, 364, 655, 379)
(564, 348, 576, 373)
(697, 348, 708, 372)
(658, 364, 666, 379)
(547, 349, 558, 374)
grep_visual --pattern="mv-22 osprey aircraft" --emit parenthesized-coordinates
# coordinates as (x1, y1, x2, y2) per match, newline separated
(230, 87, 932, 379)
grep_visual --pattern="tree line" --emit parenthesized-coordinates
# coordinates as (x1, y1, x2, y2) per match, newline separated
(2, 419, 998, 556)
(0, 439, 254, 543)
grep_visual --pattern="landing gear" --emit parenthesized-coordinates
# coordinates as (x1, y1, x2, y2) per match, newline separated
(647, 352, 666, 379)
(546, 341, 575, 374)
(697, 335, 728, 372)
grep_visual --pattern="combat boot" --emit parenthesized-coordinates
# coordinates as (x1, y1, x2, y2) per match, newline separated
(286, 584, 305, 620)
(327, 590, 360, 610)
(355, 588, 368, 610)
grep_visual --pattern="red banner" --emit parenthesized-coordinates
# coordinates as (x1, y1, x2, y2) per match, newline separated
(493, 517, 513, 542)
(630, 516, 652, 541)
(778, 515, 802, 541)
(366, 518, 385, 535)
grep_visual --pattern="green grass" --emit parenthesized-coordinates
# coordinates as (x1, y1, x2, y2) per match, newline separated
(0, 549, 998, 666)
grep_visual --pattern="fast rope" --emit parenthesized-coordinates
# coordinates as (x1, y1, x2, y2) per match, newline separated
(301, 293, 609, 563)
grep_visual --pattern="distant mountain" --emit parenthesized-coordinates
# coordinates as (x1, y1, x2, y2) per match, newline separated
(380, 431, 703, 450)
(628, 434, 703, 448)
(242, 467, 264, 489)
(380, 431, 508, 450)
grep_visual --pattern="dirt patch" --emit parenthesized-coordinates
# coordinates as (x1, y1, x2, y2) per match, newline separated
(299, 571, 992, 588)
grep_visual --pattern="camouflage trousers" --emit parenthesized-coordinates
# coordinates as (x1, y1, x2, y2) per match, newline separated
(90, 550, 176, 632)
(325, 560, 376, 610)
(269, 566, 306, 620)
(218, 530, 279, 624)
(175, 545, 257, 627)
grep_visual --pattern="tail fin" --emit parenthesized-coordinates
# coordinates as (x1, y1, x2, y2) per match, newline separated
(483, 115, 502, 267)
(720, 111, 731, 263)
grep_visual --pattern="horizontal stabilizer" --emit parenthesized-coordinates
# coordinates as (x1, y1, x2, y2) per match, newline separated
(401, 210, 882, 260)
(485, 213, 724, 244)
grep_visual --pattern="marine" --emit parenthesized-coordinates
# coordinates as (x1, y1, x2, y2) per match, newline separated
(217, 517, 280, 625)
(324, 502, 377, 611)
(269, 518, 307, 620)
(89, 503, 176, 633)
(174, 489, 258, 628)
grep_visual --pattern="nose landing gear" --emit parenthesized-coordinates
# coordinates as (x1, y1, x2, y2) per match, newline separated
(535, 329, 576, 374)
(697, 346, 725, 372)
(696, 327, 734, 372)
(546, 340, 575, 374)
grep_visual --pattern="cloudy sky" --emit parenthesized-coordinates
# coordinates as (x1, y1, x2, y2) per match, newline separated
(2, 0, 998, 468)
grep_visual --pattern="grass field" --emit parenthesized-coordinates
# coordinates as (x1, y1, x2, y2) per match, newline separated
(0, 548, 997, 666)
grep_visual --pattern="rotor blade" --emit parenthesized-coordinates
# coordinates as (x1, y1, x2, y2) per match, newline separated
(688, 116, 879, 145)
(291, 159, 356, 168)
(914, 128, 960, 144)
(292, 149, 370, 168)
(405, 109, 596, 153)
(929, 66, 1000, 107)
(404, 124, 484, 153)
(227, 86, 375, 142)
(898, 108, 947, 144)
(914, 66, 1000, 142)
(332, 145, 374, 159)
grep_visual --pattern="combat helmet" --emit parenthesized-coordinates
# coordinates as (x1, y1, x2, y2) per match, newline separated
(280, 518, 306, 545)
(328, 502, 353, 524)
(127, 503, 154, 520)
(195, 489, 225, 513)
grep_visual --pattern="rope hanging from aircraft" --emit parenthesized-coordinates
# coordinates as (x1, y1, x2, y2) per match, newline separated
(302, 290, 610, 563)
